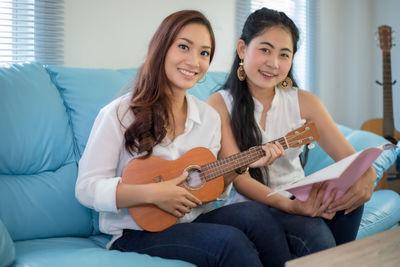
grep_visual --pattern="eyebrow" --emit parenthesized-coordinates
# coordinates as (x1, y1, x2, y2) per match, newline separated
(260, 41, 292, 53)
(179, 37, 211, 49)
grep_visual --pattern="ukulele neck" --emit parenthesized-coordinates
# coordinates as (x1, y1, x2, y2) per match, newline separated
(200, 137, 287, 181)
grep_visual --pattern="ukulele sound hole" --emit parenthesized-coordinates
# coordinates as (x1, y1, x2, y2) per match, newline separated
(183, 166, 206, 190)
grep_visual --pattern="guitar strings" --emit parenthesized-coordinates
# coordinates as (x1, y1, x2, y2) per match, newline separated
(200, 134, 314, 181)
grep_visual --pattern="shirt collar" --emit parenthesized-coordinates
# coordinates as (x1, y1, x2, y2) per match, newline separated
(185, 93, 202, 125)
(252, 86, 280, 113)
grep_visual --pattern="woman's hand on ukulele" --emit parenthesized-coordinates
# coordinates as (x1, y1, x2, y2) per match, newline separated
(152, 171, 202, 218)
(291, 182, 337, 220)
(249, 142, 285, 168)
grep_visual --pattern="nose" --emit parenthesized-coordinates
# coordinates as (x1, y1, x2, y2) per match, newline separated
(265, 55, 279, 69)
(185, 50, 200, 68)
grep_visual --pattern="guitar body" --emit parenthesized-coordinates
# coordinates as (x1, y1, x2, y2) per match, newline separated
(361, 119, 400, 144)
(122, 147, 224, 232)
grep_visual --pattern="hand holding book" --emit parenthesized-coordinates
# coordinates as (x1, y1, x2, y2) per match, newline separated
(268, 144, 398, 203)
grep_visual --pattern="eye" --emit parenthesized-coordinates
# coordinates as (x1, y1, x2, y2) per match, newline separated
(260, 48, 270, 53)
(201, 50, 210, 57)
(281, 53, 290, 58)
(178, 44, 189, 51)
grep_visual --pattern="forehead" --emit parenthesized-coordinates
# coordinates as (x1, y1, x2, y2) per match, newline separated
(253, 26, 293, 48)
(175, 23, 212, 47)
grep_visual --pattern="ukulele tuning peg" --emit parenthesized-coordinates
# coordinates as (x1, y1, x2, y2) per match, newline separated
(307, 143, 315, 149)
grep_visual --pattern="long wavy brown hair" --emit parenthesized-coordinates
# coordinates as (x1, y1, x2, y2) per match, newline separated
(124, 10, 215, 158)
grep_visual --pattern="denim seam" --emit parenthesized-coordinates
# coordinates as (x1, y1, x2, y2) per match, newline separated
(286, 234, 311, 256)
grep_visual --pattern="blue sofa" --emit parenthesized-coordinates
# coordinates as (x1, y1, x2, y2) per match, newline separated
(1, 62, 399, 267)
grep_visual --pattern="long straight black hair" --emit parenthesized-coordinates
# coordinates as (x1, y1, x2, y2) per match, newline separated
(224, 8, 300, 184)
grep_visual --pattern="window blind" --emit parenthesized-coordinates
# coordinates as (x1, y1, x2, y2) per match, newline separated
(0, 0, 64, 65)
(235, 0, 319, 93)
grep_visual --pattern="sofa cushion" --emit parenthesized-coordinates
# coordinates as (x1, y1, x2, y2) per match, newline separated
(0, 63, 74, 174)
(187, 72, 228, 101)
(14, 237, 194, 267)
(356, 190, 400, 239)
(46, 65, 137, 158)
(0, 63, 92, 241)
(0, 219, 15, 267)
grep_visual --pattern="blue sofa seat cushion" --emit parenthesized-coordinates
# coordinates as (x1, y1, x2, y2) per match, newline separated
(14, 237, 194, 267)
(0, 219, 15, 267)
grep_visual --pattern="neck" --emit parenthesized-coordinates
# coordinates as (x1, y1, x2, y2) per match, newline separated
(169, 91, 187, 116)
(247, 83, 275, 109)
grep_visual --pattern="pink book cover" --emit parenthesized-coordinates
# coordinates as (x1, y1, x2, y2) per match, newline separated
(268, 144, 397, 203)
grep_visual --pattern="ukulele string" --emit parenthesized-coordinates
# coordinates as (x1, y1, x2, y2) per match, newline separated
(201, 125, 315, 181)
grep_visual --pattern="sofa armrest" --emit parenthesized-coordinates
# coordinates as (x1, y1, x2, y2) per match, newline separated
(0, 219, 15, 267)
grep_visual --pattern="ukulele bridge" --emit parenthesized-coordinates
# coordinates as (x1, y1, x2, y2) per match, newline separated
(182, 165, 206, 191)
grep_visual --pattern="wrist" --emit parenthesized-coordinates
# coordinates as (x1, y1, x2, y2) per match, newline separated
(235, 166, 249, 175)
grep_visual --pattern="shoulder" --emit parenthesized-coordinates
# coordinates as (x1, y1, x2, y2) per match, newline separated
(206, 90, 225, 108)
(206, 90, 231, 118)
(97, 93, 133, 128)
(297, 89, 324, 108)
(100, 93, 131, 114)
(297, 89, 329, 120)
(188, 94, 221, 123)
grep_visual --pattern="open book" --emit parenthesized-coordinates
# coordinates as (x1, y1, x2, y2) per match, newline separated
(267, 144, 397, 202)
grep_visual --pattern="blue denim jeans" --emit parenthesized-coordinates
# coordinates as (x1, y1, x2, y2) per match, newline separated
(111, 201, 292, 267)
(269, 204, 363, 257)
(324, 205, 364, 245)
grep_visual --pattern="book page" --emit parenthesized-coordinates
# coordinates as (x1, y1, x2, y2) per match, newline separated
(267, 145, 395, 202)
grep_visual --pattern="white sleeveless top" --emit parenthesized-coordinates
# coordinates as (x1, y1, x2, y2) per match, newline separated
(219, 87, 306, 200)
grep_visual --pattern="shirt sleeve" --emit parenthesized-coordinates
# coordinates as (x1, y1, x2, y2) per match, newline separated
(75, 102, 126, 213)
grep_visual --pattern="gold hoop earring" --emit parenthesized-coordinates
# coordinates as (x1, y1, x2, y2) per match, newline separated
(237, 59, 246, 81)
(277, 76, 293, 90)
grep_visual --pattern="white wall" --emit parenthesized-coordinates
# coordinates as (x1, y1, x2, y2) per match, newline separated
(64, 0, 399, 130)
(64, 0, 236, 71)
(317, 0, 400, 129)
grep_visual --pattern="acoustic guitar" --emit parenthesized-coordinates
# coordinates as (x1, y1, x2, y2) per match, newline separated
(361, 25, 400, 144)
(122, 122, 319, 232)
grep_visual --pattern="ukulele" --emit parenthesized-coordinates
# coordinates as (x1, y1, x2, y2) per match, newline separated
(122, 122, 319, 232)
(361, 25, 400, 144)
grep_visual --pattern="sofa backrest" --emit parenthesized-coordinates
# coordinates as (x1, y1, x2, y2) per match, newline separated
(0, 63, 93, 241)
(45, 65, 228, 234)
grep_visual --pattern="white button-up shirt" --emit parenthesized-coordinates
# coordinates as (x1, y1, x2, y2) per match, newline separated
(75, 93, 223, 247)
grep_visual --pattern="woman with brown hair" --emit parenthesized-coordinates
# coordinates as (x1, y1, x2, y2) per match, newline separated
(76, 10, 293, 266)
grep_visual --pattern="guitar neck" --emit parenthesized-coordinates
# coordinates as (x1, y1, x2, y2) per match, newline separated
(382, 51, 394, 136)
(200, 137, 288, 181)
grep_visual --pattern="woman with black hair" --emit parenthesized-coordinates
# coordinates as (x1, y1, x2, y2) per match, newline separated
(208, 7, 376, 257)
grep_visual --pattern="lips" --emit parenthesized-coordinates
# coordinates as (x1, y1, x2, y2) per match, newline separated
(179, 68, 197, 77)
(259, 70, 277, 78)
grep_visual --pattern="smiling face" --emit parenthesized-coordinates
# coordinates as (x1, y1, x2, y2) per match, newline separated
(164, 23, 212, 93)
(237, 26, 294, 92)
